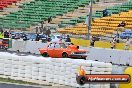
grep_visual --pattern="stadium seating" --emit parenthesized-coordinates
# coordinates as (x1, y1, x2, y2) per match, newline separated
(0, 0, 90, 29)
(58, 1, 132, 36)
(91, 9, 132, 36)
(58, 16, 86, 28)
(58, 23, 88, 35)
(92, 2, 132, 36)
(59, 1, 132, 28)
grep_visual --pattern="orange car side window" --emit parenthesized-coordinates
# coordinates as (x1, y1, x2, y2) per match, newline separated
(60, 43, 67, 48)
(55, 44, 60, 48)
(48, 43, 54, 48)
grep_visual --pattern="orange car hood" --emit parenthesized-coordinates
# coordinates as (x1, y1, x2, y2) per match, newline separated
(67, 45, 78, 50)
(67, 45, 87, 52)
(39, 45, 87, 53)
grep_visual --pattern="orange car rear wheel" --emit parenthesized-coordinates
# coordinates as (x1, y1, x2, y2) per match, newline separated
(42, 52, 49, 57)
(62, 53, 68, 58)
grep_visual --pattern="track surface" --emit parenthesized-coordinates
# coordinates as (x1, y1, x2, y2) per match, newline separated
(0, 83, 41, 88)
(0, 50, 40, 56)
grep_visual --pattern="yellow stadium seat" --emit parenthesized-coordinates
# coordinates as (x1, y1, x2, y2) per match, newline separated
(57, 10, 132, 36)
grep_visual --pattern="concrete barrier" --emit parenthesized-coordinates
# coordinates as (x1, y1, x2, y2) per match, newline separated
(9, 39, 89, 55)
(9, 40, 47, 54)
(89, 47, 132, 65)
(0, 52, 112, 88)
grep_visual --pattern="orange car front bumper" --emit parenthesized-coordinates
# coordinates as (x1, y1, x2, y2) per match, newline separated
(69, 54, 87, 59)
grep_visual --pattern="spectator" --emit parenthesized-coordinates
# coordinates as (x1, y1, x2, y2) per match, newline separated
(23, 34, 28, 41)
(48, 16, 52, 23)
(46, 29, 51, 37)
(41, 21, 44, 28)
(111, 38, 116, 49)
(43, 26, 47, 34)
(47, 37, 51, 42)
(8, 31, 12, 38)
(4, 31, 9, 38)
(39, 27, 43, 34)
(0, 32, 3, 38)
(118, 21, 126, 27)
(36, 27, 39, 34)
(90, 36, 96, 47)
(0, 29, 3, 34)
(103, 9, 109, 17)
(116, 32, 120, 43)
(35, 33, 40, 41)
(59, 38, 63, 43)
(125, 38, 131, 50)
(65, 35, 71, 42)
(93, 0, 96, 4)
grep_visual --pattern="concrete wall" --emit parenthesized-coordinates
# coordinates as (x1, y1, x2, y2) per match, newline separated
(9, 40, 47, 54)
(0, 52, 112, 88)
(89, 47, 132, 65)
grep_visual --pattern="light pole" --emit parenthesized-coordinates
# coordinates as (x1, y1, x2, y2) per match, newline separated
(88, 0, 93, 40)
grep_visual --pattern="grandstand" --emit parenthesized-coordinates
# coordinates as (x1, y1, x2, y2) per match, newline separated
(56, 2, 122, 28)
(58, 1, 132, 38)
(91, 9, 132, 36)
(0, 0, 91, 30)
(0, 0, 129, 37)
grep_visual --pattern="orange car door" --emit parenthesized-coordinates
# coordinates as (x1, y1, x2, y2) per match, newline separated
(47, 43, 55, 57)
(54, 43, 63, 57)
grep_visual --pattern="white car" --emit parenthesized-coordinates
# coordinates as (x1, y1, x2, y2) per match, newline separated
(50, 35, 63, 42)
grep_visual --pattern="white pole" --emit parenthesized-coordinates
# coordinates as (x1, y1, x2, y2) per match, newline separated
(88, 0, 93, 40)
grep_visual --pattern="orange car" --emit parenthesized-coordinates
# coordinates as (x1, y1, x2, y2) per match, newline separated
(39, 42, 88, 59)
